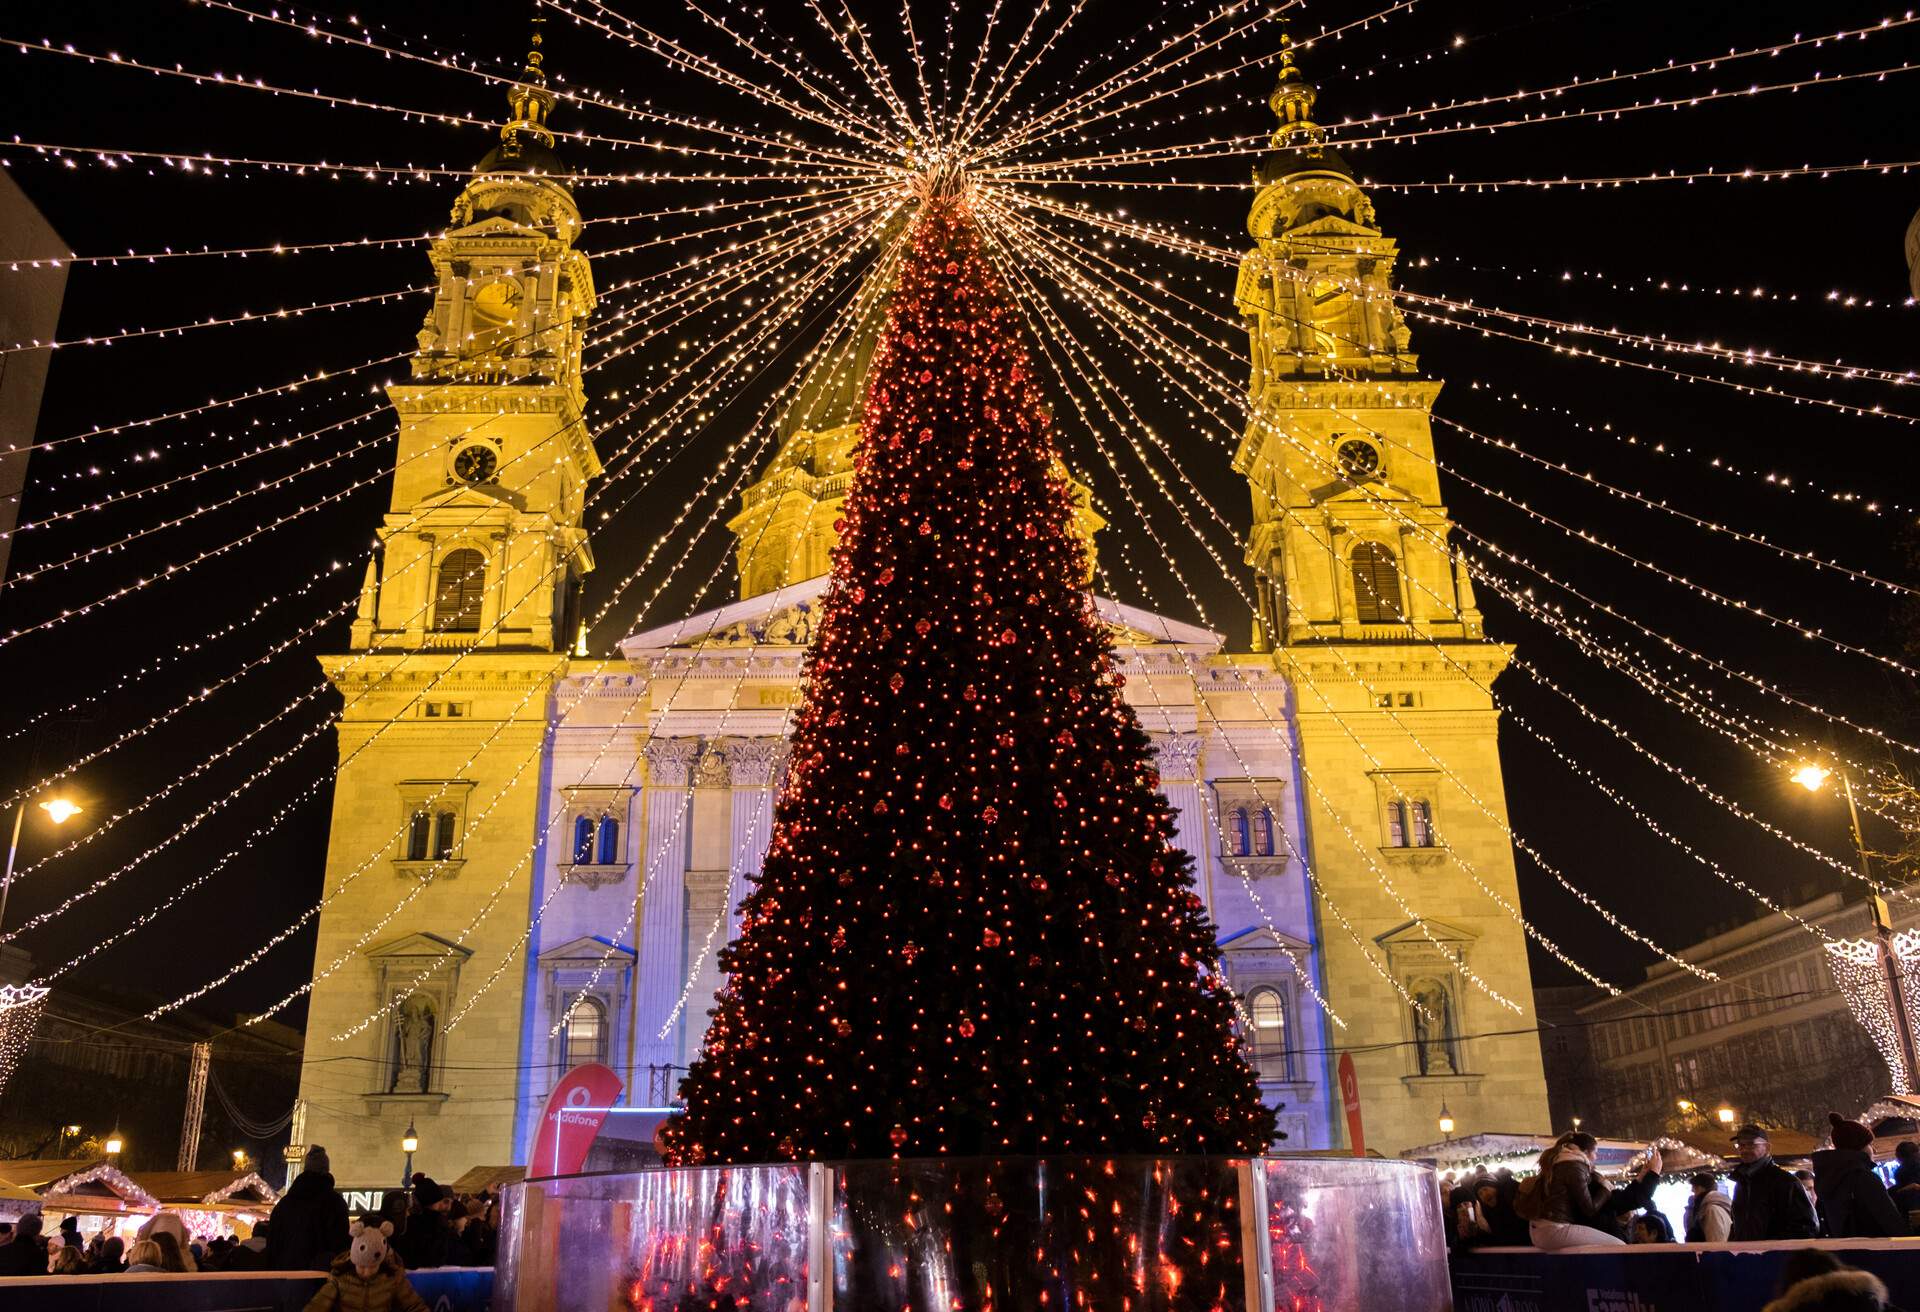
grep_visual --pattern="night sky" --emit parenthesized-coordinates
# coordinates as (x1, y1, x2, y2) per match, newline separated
(2, 0, 1916, 1037)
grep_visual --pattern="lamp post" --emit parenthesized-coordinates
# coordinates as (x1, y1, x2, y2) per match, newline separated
(103, 1126, 124, 1162)
(401, 1120, 418, 1191)
(1438, 1099, 1455, 1142)
(1794, 763, 1920, 1087)
(1717, 1106, 1737, 1128)
(58, 1124, 81, 1156)
(0, 796, 82, 937)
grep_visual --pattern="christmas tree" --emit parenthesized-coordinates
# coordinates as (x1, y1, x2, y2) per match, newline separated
(661, 196, 1275, 1166)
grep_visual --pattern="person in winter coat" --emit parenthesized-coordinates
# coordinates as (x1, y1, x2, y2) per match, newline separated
(1814, 1114, 1908, 1239)
(302, 1221, 430, 1312)
(268, 1146, 352, 1271)
(135, 1213, 197, 1272)
(395, 1175, 452, 1271)
(1763, 1250, 1894, 1312)
(1730, 1125, 1821, 1242)
(1528, 1132, 1626, 1249)
(0, 1212, 47, 1277)
(1685, 1174, 1734, 1242)
(122, 1240, 168, 1274)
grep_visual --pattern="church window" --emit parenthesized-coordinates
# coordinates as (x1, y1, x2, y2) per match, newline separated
(1350, 542, 1403, 623)
(1248, 987, 1289, 1080)
(596, 816, 620, 865)
(1252, 807, 1276, 857)
(1386, 797, 1435, 848)
(572, 815, 594, 865)
(433, 549, 487, 632)
(432, 811, 458, 861)
(406, 810, 432, 862)
(1409, 800, 1434, 846)
(1227, 807, 1251, 857)
(562, 995, 608, 1068)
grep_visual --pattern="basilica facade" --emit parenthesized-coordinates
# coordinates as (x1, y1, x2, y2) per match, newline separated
(290, 48, 1549, 1186)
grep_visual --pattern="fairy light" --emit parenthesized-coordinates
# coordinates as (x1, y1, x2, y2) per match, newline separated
(135, 193, 904, 1017)
(1827, 938, 1911, 1092)
(992, 230, 1636, 998)
(0, 984, 49, 1098)
(8, 180, 896, 944)
(983, 179, 1840, 961)
(1461, 378, 1914, 516)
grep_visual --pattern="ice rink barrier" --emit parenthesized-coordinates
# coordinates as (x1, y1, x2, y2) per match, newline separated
(496, 1154, 1449, 1311)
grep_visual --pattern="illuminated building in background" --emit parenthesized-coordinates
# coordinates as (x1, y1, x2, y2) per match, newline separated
(294, 44, 1550, 1182)
(0, 171, 70, 588)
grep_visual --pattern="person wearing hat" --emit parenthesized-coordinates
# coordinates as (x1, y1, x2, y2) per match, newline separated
(1813, 1113, 1907, 1239)
(265, 1145, 350, 1271)
(396, 1174, 452, 1271)
(1730, 1123, 1820, 1242)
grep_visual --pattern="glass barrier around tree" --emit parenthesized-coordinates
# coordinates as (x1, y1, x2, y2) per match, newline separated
(495, 1155, 1447, 1312)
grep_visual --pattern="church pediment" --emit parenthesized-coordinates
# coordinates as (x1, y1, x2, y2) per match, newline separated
(537, 934, 636, 966)
(1284, 212, 1378, 241)
(621, 576, 1220, 657)
(1218, 924, 1313, 957)
(408, 482, 526, 515)
(366, 931, 472, 961)
(1374, 919, 1476, 948)
(445, 214, 547, 243)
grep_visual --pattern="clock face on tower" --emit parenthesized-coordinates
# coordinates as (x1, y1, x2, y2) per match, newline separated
(452, 443, 500, 484)
(1336, 438, 1380, 480)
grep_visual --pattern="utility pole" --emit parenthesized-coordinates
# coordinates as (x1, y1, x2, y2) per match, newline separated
(178, 1042, 210, 1171)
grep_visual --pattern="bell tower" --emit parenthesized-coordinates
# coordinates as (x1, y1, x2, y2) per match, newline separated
(1233, 39, 1550, 1153)
(293, 28, 600, 1188)
(351, 25, 597, 653)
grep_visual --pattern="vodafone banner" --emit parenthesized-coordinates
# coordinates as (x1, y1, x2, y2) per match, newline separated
(1337, 1052, 1365, 1158)
(528, 1063, 624, 1179)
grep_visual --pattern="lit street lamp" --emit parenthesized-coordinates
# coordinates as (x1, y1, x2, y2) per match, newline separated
(401, 1120, 419, 1190)
(1717, 1106, 1737, 1127)
(104, 1126, 124, 1160)
(1794, 761, 1919, 1087)
(0, 795, 82, 937)
(1438, 1100, 1455, 1141)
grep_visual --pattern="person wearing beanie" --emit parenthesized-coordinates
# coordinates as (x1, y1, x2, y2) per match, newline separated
(265, 1144, 350, 1271)
(396, 1175, 452, 1271)
(1813, 1113, 1907, 1239)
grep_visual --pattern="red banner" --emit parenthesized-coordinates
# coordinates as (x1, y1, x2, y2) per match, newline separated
(528, 1063, 623, 1179)
(1338, 1052, 1365, 1158)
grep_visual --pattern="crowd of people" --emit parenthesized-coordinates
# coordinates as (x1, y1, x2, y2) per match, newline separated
(1450, 1118, 1920, 1255)
(0, 1145, 498, 1298)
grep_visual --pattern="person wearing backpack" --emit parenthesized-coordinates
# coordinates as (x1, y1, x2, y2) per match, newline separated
(1523, 1132, 1625, 1249)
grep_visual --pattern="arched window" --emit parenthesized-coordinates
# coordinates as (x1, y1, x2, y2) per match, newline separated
(406, 810, 432, 862)
(563, 996, 608, 1069)
(1228, 807, 1251, 857)
(1410, 800, 1435, 848)
(596, 815, 620, 865)
(572, 815, 594, 865)
(1350, 542, 1403, 624)
(433, 548, 487, 633)
(1252, 808, 1276, 857)
(1387, 800, 1408, 848)
(1248, 988, 1289, 1080)
(432, 811, 458, 861)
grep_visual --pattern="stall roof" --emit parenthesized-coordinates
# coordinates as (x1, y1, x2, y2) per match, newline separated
(0, 1158, 97, 1190)
(129, 1169, 280, 1206)
(449, 1165, 525, 1195)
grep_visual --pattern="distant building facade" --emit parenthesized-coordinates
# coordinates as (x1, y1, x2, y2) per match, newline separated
(0, 170, 69, 587)
(0, 955, 300, 1173)
(1546, 893, 1905, 1139)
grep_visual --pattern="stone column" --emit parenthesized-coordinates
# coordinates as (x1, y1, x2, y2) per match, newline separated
(633, 737, 697, 1074)
(1153, 732, 1213, 915)
(725, 740, 784, 942)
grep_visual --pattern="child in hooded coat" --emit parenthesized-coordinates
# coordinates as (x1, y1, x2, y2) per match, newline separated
(302, 1220, 429, 1312)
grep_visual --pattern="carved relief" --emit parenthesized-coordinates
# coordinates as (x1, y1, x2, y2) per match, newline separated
(643, 737, 702, 787)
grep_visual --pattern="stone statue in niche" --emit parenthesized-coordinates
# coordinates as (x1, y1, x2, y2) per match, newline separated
(388, 994, 437, 1093)
(1412, 978, 1457, 1076)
